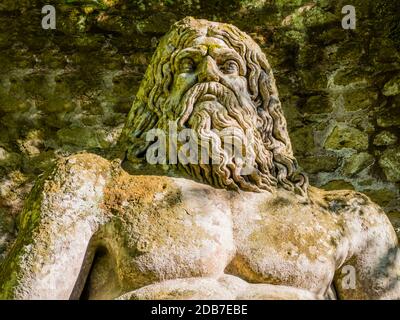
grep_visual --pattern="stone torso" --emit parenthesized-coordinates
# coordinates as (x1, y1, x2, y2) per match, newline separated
(1, 153, 397, 300)
(2, 17, 399, 301)
(85, 168, 346, 299)
(227, 190, 344, 297)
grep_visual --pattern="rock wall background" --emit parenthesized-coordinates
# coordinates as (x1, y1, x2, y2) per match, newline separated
(0, 0, 399, 259)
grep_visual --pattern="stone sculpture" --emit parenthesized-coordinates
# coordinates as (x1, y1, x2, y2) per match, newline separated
(0, 17, 399, 300)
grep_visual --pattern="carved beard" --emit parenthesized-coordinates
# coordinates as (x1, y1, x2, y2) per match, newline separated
(169, 81, 279, 192)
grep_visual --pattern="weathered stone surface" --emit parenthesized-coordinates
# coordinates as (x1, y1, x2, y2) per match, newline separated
(57, 127, 112, 149)
(364, 189, 397, 207)
(0, 211, 14, 260)
(373, 131, 398, 146)
(321, 180, 355, 191)
(0, 147, 21, 168)
(298, 155, 340, 174)
(382, 76, 400, 96)
(0, 0, 398, 224)
(342, 152, 374, 176)
(387, 211, 400, 238)
(325, 125, 369, 151)
(136, 12, 178, 34)
(1, 154, 398, 300)
(333, 69, 369, 86)
(343, 90, 378, 111)
(289, 126, 315, 155)
(299, 69, 328, 91)
(377, 96, 400, 128)
(302, 95, 332, 114)
(116, 275, 319, 300)
(377, 114, 400, 128)
(302, 7, 338, 28)
(1, 16, 399, 301)
(379, 147, 400, 182)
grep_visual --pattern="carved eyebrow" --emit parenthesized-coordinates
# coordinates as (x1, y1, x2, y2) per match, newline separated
(212, 48, 246, 75)
(175, 47, 207, 63)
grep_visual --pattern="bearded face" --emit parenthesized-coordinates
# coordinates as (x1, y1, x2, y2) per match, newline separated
(121, 17, 308, 196)
(168, 36, 278, 192)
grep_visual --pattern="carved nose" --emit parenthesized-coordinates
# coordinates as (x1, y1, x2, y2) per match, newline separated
(197, 56, 220, 83)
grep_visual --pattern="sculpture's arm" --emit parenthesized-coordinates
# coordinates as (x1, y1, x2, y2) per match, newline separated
(0, 154, 112, 299)
(334, 195, 400, 299)
(116, 275, 321, 300)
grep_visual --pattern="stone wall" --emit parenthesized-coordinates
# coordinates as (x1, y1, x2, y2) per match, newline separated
(0, 0, 399, 258)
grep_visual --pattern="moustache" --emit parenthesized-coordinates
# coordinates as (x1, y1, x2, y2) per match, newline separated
(178, 82, 241, 127)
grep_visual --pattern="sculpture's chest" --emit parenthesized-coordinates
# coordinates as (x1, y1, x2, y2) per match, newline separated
(227, 195, 343, 295)
(109, 181, 235, 289)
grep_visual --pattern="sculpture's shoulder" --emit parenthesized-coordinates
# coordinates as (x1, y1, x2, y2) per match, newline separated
(308, 188, 400, 300)
(17, 153, 114, 239)
(308, 186, 398, 252)
(102, 169, 181, 214)
(308, 186, 393, 231)
(231, 185, 394, 258)
(38, 152, 113, 196)
(231, 187, 344, 232)
(102, 170, 230, 217)
(42, 153, 231, 220)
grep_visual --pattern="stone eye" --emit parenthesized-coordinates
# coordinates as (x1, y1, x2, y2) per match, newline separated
(180, 58, 195, 73)
(221, 60, 239, 74)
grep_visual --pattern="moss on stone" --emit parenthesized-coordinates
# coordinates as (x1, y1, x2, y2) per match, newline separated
(0, 0, 399, 256)
(325, 125, 368, 151)
(298, 155, 339, 174)
(343, 90, 377, 112)
(342, 153, 374, 176)
(363, 189, 397, 207)
(379, 146, 400, 182)
(382, 75, 400, 96)
(373, 131, 398, 146)
(321, 180, 355, 191)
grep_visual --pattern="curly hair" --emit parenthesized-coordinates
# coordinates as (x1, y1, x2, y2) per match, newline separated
(120, 17, 308, 197)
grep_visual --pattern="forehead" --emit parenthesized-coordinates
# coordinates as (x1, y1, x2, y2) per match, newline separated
(177, 36, 239, 61)
(191, 36, 230, 49)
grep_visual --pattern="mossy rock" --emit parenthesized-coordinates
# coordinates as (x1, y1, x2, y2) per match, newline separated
(289, 126, 315, 156)
(0, 147, 21, 169)
(379, 146, 400, 182)
(297, 155, 339, 174)
(299, 69, 328, 91)
(342, 152, 374, 176)
(57, 126, 111, 149)
(373, 131, 398, 146)
(382, 75, 400, 96)
(333, 69, 370, 87)
(387, 211, 400, 238)
(343, 90, 377, 111)
(321, 180, 355, 191)
(363, 189, 397, 207)
(325, 124, 368, 151)
(301, 95, 332, 114)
